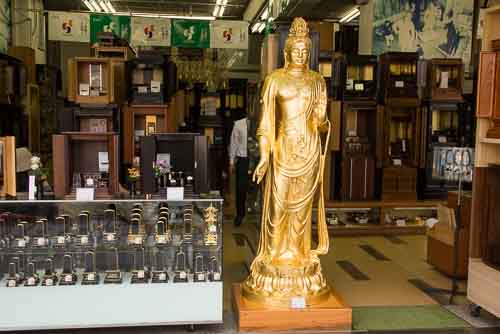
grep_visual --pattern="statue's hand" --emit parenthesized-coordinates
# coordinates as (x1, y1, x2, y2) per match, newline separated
(252, 158, 269, 184)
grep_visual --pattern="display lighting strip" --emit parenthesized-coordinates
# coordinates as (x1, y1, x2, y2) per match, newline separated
(113, 12, 216, 20)
(213, 0, 228, 18)
(339, 7, 360, 23)
(83, 0, 116, 13)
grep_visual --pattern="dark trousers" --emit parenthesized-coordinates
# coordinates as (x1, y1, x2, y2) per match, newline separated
(235, 157, 249, 221)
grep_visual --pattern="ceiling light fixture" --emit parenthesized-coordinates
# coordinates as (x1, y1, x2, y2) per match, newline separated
(89, 0, 103, 12)
(260, 8, 269, 20)
(124, 12, 215, 20)
(213, 5, 220, 16)
(104, 1, 116, 13)
(251, 22, 261, 33)
(257, 22, 266, 33)
(339, 7, 360, 23)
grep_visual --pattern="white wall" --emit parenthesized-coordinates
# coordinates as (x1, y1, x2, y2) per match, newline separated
(0, 0, 10, 53)
(11, 0, 45, 63)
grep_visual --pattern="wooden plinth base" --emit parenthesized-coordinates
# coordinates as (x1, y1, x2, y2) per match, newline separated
(233, 284, 352, 332)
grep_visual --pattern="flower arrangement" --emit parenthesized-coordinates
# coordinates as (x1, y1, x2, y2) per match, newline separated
(127, 167, 140, 182)
(30, 155, 48, 180)
(153, 160, 169, 177)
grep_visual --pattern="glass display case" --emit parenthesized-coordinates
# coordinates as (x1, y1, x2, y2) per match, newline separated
(332, 55, 378, 101)
(379, 52, 419, 103)
(0, 198, 223, 330)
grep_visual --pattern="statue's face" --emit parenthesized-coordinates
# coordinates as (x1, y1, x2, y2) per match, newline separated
(288, 40, 309, 68)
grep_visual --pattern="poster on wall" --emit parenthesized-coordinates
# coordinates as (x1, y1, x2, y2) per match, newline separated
(171, 20, 210, 48)
(372, 0, 473, 67)
(0, 0, 10, 53)
(90, 14, 130, 43)
(210, 21, 249, 49)
(48, 11, 90, 42)
(131, 17, 171, 47)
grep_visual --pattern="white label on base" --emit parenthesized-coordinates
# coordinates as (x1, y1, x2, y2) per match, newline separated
(180, 271, 187, 279)
(213, 272, 221, 281)
(76, 188, 95, 201)
(396, 219, 406, 227)
(57, 236, 65, 244)
(45, 278, 53, 286)
(138, 86, 148, 94)
(17, 239, 26, 248)
(7, 280, 16, 287)
(151, 81, 161, 93)
(87, 273, 95, 281)
(159, 273, 167, 281)
(106, 234, 115, 241)
(395, 81, 405, 88)
(290, 296, 306, 309)
(79, 83, 90, 96)
(37, 238, 45, 246)
(64, 275, 73, 283)
(197, 273, 205, 281)
(27, 277, 35, 285)
(355, 83, 364, 91)
(209, 225, 217, 233)
(137, 270, 145, 279)
(393, 159, 402, 166)
(81, 236, 89, 245)
(135, 236, 142, 244)
(157, 235, 166, 243)
(438, 136, 447, 143)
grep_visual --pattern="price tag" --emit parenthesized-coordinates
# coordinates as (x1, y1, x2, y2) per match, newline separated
(57, 236, 65, 244)
(393, 159, 402, 166)
(87, 273, 95, 281)
(396, 219, 406, 227)
(138, 86, 148, 94)
(28, 175, 36, 200)
(98, 152, 109, 173)
(135, 236, 142, 244)
(213, 272, 221, 281)
(45, 278, 53, 286)
(355, 83, 364, 91)
(27, 277, 35, 285)
(151, 81, 161, 93)
(440, 71, 449, 89)
(395, 81, 405, 88)
(137, 270, 145, 279)
(209, 225, 217, 233)
(79, 83, 90, 96)
(290, 296, 306, 309)
(438, 136, 447, 143)
(159, 273, 167, 281)
(37, 238, 45, 246)
(346, 79, 354, 91)
(7, 279, 16, 287)
(179, 271, 187, 279)
(81, 236, 89, 245)
(17, 239, 26, 248)
(157, 235, 166, 243)
(85, 178, 94, 187)
(76, 188, 95, 201)
(106, 234, 115, 241)
(167, 187, 184, 200)
(197, 273, 205, 281)
(65, 275, 73, 283)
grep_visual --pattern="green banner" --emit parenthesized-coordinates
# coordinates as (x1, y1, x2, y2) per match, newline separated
(90, 14, 131, 43)
(171, 20, 210, 49)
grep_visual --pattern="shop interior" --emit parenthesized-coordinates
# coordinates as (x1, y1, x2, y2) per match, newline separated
(0, 0, 500, 333)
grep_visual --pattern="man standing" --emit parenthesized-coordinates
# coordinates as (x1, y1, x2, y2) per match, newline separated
(229, 114, 249, 227)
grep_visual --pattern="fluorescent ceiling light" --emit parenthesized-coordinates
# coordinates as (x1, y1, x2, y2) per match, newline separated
(104, 1, 116, 13)
(257, 22, 266, 33)
(100, 1, 111, 12)
(222, 0, 228, 5)
(339, 7, 360, 23)
(126, 12, 215, 20)
(83, 0, 94, 11)
(219, 5, 226, 17)
(251, 22, 261, 33)
(89, 0, 102, 12)
(216, 0, 223, 4)
(261, 8, 269, 20)
(213, 5, 220, 16)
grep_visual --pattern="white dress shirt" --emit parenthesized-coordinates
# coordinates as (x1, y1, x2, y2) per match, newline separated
(229, 117, 248, 165)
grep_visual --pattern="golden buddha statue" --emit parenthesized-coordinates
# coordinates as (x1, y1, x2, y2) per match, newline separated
(242, 17, 331, 307)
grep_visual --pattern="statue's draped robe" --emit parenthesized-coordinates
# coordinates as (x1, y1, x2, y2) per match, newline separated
(244, 68, 330, 298)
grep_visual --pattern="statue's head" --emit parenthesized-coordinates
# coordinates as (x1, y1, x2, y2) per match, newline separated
(284, 17, 311, 70)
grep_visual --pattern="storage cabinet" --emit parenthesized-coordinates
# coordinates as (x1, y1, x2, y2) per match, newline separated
(67, 58, 122, 105)
(332, 55, 377, 101)
(426, 59, 464, 102)
(52, 132, 119, 199)
(122, 104, 173, 164)
(0, 137, 16, 198)
(476, 52, 500, 138)
(382, 167, 417, 201)
(379, 52, 419, 105)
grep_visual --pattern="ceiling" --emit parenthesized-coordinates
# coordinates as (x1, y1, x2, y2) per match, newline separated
(276, 0, 356, 21)
(45, 0, 250, 19)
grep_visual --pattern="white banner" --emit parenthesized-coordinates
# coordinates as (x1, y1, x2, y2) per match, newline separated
(131, 17, 171, 47)
(210, 20, 248, 49)
(48, 11, 90, 42)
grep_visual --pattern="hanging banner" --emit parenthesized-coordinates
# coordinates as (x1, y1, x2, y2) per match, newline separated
(210, 20, 249, 49)
(171, 20, 210, 49)
(131, 17, 171, 47)
(48, 11, 90, 42)
(90, 14, 131, 43)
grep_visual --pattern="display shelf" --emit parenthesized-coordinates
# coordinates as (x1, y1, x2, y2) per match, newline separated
(322, 223, 426, 236)
(0, 199, 223, 330)
(479, 137, 500, 145)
